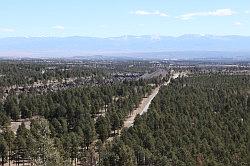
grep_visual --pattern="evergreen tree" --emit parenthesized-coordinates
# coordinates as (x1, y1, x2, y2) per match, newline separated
(96, 116, 110, 142)
(0, 137, 8, 166)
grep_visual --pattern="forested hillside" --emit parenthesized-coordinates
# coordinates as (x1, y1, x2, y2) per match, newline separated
(101, 74, 249, 165)
(0, 78, 154, 165)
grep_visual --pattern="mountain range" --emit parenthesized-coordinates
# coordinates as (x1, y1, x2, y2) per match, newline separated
(0, 35, 249, 60)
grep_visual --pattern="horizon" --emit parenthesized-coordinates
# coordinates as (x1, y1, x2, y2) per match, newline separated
(1, 1, 250, 60)
(1, 35, 250, 59)
(1, 34, 250, 39)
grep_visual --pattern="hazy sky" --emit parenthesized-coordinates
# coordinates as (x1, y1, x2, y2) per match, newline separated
(0, 0, 249, 37)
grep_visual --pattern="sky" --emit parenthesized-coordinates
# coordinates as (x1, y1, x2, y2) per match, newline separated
(0, 0, 249, 37)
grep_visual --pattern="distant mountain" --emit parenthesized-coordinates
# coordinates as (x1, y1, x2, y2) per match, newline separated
(0, 35, 250, 59)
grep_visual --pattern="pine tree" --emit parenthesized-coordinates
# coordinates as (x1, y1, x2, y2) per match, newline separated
(0, 137, 8, 166)
(96, 116, 110, 142)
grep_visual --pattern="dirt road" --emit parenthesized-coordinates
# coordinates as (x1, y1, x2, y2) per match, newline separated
(123, 86, 161, 128)
(122, 73, 181, 128)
